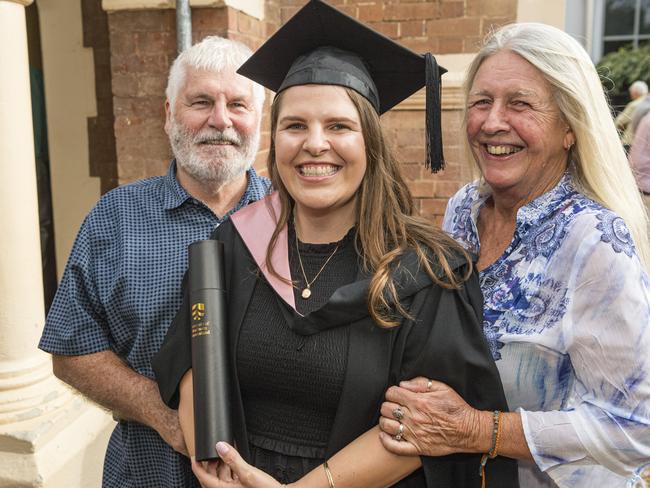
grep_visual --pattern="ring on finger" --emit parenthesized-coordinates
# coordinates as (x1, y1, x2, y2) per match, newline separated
(392, 406, 404, 421)
(394, 422, 405, 441)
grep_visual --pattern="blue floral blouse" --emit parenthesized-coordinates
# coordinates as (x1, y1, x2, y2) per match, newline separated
(443, 174, 650, 488)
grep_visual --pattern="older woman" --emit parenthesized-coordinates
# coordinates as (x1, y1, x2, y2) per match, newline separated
(379, 22, 650, 488)
(153, 1, 518, 487)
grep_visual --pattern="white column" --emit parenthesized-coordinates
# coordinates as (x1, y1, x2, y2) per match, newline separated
(0, 2, 112, 486)
(0, 0, 70, 429)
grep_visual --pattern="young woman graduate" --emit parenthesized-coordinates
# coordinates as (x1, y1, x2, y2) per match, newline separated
(153, 1, 519, 487)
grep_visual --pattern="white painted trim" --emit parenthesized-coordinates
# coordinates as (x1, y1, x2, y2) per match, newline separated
(516, 0, 565, 27)
(0, 0, 33, 6)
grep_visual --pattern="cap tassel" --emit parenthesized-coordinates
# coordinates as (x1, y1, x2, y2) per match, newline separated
(425, 53, 444, 173)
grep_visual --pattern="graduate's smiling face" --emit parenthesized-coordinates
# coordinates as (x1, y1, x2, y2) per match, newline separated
(273, 84, 367, 222)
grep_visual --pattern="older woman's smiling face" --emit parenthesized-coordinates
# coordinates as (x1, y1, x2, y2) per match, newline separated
(466, 50, 574, 200)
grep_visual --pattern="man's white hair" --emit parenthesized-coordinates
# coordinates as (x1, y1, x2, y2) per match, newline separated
(166, 36, 265, 113)
(630, 80, 648, 98)
(463, 22, 650, 270)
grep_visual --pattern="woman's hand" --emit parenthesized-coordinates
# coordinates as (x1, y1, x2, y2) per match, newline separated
(378, 377, 490, 456)
(191, 442, 286, 488)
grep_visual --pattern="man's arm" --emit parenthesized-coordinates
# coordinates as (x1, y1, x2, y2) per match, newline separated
(52, 350, 188, 456)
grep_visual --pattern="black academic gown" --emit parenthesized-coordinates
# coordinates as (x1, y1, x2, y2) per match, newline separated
(153, 197, 519, 488)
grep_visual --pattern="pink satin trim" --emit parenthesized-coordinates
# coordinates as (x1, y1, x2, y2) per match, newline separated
(230, 192, 296, 310)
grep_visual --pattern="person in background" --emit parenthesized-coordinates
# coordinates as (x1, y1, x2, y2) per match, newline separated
(615, 80, 647, 151)
(629, 110, 650, 213)
(631, 89, 650, 138)
(38, 36, 270, 488)
(379, 22, 650, 488)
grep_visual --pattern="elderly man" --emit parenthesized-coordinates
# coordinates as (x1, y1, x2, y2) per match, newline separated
(615, 80, 648, 150)
(39, 37, 269, 488)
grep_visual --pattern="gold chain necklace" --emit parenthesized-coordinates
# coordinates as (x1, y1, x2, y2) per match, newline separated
(294, 229, 340, 299)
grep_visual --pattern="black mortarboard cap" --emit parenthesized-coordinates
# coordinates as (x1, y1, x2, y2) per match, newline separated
(237, 0, 446, 172)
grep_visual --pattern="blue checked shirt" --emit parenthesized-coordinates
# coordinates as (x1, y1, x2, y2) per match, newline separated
(39, 161, 270, 488)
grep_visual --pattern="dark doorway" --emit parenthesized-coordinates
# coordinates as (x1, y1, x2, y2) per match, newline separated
(26, 3, 57, 312)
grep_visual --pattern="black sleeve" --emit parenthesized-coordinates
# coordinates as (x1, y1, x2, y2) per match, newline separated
(152, 272, 192, 409)
(396, 266, 519, 488)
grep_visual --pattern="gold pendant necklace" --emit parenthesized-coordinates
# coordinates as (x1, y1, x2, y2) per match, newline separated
(295, 229, 340, 300)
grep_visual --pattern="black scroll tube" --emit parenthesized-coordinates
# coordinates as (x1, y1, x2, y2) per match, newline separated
(188, 240, 233, 461)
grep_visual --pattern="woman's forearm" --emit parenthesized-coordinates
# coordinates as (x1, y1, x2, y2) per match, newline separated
(178, 369, 196, 457)
(292, 426, 421, 488)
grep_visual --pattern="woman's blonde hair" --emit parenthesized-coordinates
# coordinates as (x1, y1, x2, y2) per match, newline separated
(463, 22, 650, 270)
(265, 87, 471, 327)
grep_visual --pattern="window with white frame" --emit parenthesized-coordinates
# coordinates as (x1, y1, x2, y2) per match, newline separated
(602, 0, 650, 55)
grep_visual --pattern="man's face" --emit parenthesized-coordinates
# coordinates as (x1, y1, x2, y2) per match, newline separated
(165, 67, 261, 185)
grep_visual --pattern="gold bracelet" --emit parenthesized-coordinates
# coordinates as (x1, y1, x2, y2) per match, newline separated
(323, 461, 335, 488)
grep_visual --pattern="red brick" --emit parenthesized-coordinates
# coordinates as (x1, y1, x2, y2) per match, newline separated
(434, 180, 461, 198)
(237, 11, 265, 37)
(400, 37, 439, 54)
(440, 1, 464, 18)
(401, 20, 425, 38)
(408, 180, 435, 198)
(395, 146, 425, 163)
(335, 5, 357, 17)
(108, 10, 174, 34)
(395, 110, 429, 129)
(482, 0, 515, 17)
(139, 75, 168, 97)
(465, 0, 482, 16)
(442, 144, 462, 162)
(192, 7, 234, 32)
(436, 162, 461, 180)
(358, 3, 383, 22)
(426, 17, 481, 37)
(481, 17, 513, 36)
(400, 163, 422, 181)
(136, 31, 176, 54)
(384, 3, 438, 21)
(112, 73, 139, 97)
(281, 6, 301, 23)
(265, 2, 282, 24)
(395, 128, 425, 147)
(420, 197, 449, 215)
(437, 37, 464, 53)
(368, 21, 399, 38)
(463, 36, 483, 53)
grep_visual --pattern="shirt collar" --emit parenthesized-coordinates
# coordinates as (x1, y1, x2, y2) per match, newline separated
(514, 172, 575, 231)
(161, 160, 192, 210)
(466, 172, 575, 234)
(161, 159, 269, 215)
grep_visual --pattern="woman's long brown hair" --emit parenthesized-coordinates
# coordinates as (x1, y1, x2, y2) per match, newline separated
(264, 87, 472, 327)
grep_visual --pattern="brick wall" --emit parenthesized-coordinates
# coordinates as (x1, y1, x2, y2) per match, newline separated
(276, 0, 514, 55)
(103, 0, 516, 220)
(107, 7, 269, 186)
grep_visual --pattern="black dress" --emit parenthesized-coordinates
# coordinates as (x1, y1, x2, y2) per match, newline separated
(152, 198, 519, 488)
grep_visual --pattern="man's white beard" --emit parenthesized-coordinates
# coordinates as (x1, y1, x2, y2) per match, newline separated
(169, 118, 260, 186)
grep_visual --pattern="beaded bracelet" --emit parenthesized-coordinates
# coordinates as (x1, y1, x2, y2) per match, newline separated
(479, 410, 502, 488)
(323, 461, 335, 488)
